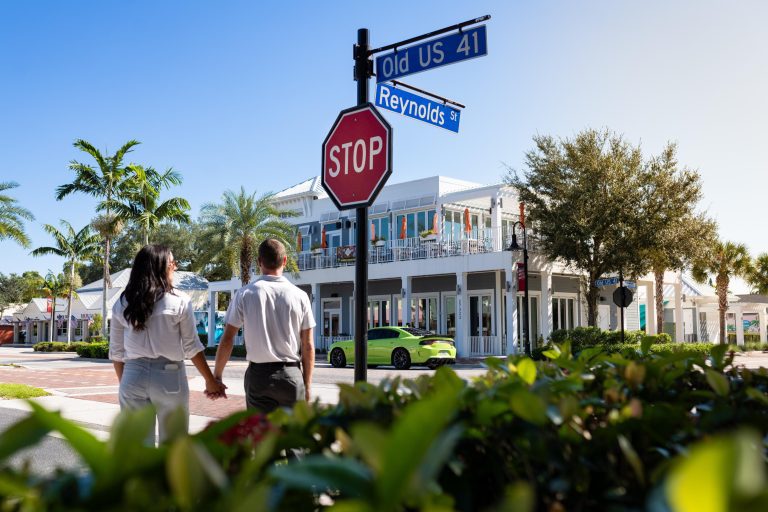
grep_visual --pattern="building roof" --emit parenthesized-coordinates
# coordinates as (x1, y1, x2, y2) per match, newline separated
(78, 269, 208, 293)
(274, 177, 327, 200)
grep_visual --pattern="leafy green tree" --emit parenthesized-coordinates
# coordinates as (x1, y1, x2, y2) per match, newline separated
(0, 273, 27, 312)
(56, 139, 140, 335)
(747, 253, 768, 295)
(198, 188, 298, 286)
(41, 272, 69, 342)
(641, 143, 718, 334)
(104, 165, 191, 246)
(508, 129, 663, 326)
(31, 221, 101, 343)
(0, 181, 35, 248)
(691, 241, 752, 344)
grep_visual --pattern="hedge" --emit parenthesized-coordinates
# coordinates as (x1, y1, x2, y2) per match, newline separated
(1, 345, 767, 510)
(74, 342, 109, 359)
(33, 341, 90, 353)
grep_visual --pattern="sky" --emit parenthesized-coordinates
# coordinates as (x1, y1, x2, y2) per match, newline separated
(1, 0, 766, 291)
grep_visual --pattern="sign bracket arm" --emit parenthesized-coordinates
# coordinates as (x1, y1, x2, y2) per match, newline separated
(367, 15, 490, 56)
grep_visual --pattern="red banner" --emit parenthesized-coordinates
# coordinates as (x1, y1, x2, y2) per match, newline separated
(46, 299, 52, 313)
(517, 262, 526, 291)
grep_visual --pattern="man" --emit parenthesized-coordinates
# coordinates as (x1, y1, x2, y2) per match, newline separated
(213, 238, 315, 412)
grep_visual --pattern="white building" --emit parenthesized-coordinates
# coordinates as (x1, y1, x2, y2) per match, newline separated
(207, 175, 643, 357)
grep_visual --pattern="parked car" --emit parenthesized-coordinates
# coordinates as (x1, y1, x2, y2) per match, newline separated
(328, 326, 456, 370)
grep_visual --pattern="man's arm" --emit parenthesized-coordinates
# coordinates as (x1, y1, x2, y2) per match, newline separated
(214, 324, 240, 381)
(300, 327, 314, 402)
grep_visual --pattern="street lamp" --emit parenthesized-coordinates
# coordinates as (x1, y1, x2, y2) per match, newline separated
(508, 221, 530, 356)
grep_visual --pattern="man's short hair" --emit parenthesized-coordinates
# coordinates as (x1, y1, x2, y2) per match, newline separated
(258, 238, 286, 270)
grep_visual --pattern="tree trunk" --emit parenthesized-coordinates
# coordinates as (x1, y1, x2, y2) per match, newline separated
(654, 267, 665, 335)
(240, 236, 253, 286)
(586, 279, 600, 327)
(101, 237, 111, 337)
(49, 300, 56, 342)
(717, 273, 729, 345)
(143, 228, 149, 247)
(67, 261, 75, 344)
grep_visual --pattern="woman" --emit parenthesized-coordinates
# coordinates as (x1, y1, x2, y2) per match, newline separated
(110, 244, 225, 443)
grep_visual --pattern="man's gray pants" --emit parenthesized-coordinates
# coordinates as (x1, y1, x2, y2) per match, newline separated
(244, 362, 305, 413)
(119, 357, 189, 443)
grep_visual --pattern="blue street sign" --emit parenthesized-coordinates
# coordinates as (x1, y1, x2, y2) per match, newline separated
(375, 84, 461, 133)
(375, 25, 488, 83)
(595, 277, 637, 289)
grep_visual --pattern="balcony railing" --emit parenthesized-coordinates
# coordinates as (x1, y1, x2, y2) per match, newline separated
(297, 228, 537, 272)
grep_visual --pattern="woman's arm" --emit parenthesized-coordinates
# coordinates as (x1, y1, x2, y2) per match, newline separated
(190, 350, 226, 398)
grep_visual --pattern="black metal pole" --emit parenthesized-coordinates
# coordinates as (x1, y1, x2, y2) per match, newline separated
(354, 28, 369, 383)
(620, 269, 625, 344)
(523, 225, 530, 356)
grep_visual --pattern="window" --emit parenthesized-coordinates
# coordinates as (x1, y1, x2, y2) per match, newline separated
(396, 209, 436, 239)
(443, 211, 464, 241)
(552, 297, 575, 331)
(371, 217, 390, 241)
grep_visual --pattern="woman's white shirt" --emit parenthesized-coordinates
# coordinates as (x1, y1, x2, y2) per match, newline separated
(110, 290, 204, 362)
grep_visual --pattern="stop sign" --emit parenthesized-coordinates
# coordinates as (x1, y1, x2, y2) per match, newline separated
(321, 103, 392, 210)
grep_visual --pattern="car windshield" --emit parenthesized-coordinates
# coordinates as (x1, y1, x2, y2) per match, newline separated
(400, 327, 433, 336)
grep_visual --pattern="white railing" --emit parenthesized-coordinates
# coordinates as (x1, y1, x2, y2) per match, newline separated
(470, 335, 502, 356)
(317, 335, 349, 353)
(297, 228, 539, 272)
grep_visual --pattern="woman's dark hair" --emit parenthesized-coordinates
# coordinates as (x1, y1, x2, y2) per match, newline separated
(121, 244, 174, 330)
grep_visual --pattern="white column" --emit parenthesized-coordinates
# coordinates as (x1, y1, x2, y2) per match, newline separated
(645, 281, 656, 334)
(494, 270, 503, 355)
(759, 308, 767, 344)
(492, 194, 503, 251)
(401, 276, 412, 326)
(505, 269, 518, 355)
(674, 277, 684, 342)
(456, 272, 469, 357)
(311, 283, 321, 348)
(12, 323, 20, 343)
(540, 268, 552, 343)
(436, 203, 443, 242)
(734, 306, 745, 346)
(207, 291, 218, 346)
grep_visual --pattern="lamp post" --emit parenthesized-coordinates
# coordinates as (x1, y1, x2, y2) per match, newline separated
(508, 221, 530, 356)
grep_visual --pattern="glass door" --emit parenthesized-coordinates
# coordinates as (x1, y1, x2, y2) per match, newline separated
(368, 298, 391, 327)
(517, 295, 540, 345)
(443, 295, 456, 337)
(410, 295, 438, 332)
(322, 299, 341, 337)
(470, 294, 493, 337)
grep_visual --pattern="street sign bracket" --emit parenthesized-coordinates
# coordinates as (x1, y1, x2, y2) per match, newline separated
(391, 80, 465, 109)
(367, 15, 491, 56)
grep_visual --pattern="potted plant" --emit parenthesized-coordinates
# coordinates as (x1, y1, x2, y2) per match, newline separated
(419, 230, 437, 241)
(311, 243, 324, 255)
(373, 236, 386, 247)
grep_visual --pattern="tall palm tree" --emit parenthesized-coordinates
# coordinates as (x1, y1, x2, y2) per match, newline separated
(748, 253, 768, 295)
(0, 182, 35, 248)
(104, 165, 191, 245)
(198, 188, 298, 286)
(56, 139, 140, 336)
(31, 221, 101, 343)
(42, 272, 69, 343)
(691, 241, 752, 344)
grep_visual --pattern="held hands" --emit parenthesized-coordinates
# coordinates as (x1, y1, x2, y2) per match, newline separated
(205, 377, 228, 400)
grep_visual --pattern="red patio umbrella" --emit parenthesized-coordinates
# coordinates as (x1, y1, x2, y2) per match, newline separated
(464, 208, 471, 236)
(432, 211, 439, 234)
(370, 222, 375, 241)
(400, 216, 407, 239)
(321, 226, 327, 249)
(297, 231, 302, 251)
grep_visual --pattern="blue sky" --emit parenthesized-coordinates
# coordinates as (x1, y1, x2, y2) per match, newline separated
(1, 1, 766, 287)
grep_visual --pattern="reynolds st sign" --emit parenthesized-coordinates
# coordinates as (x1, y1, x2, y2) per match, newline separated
(375, 84, 461, 132)
(375, 25, 487, 83)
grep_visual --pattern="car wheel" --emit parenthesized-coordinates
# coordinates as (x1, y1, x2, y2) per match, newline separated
(392, 348, 411, 370)
(427, 362, 439, 370)
(330, 348, 347, 368)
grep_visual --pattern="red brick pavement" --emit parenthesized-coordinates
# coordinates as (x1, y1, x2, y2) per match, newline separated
(78, 392, 246, 419)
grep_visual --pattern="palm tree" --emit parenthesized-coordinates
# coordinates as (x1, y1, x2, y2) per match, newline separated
(198, 188, 298, 286)
(31, 221, 101, 343)
(691, 241, 752, 344)
(104, 165, 191, 245)
(42, 272, 69, 342)
(748, 253, 768, 295)
(56, 139, 140, 336)
(0, 182, 35, 247)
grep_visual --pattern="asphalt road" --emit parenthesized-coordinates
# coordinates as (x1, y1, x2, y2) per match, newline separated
(0, 408, 85, 477)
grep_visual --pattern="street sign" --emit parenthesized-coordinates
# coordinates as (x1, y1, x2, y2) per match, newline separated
(375, 25, 488, 83)
(613, 287, 634, 308)
(375, 84, 461, 132)
(321, 103, 393, 210)
(595, 277, 637, 289)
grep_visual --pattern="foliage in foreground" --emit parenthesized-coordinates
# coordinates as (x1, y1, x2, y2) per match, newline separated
(1, 344, 767, 511)
(0, 384, 49, 400)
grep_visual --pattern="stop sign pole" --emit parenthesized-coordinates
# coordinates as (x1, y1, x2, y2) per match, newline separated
(353, 28, 371, 383)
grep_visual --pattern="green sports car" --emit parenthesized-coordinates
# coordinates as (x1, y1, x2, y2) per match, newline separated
(327, 327, 456, 370)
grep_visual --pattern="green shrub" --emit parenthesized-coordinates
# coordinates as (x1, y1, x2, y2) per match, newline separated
(744, 340, 768, 352)
(88, 335, 108, 343)
(604, 329, 645, 345)
(33, 341, 90, 353)
(642, 332, 672, 344)
(75, 342, 109, 359)
(0, 383, 50, 399)
(1, 348, 767, 511)
(204, 345, 247, 358)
